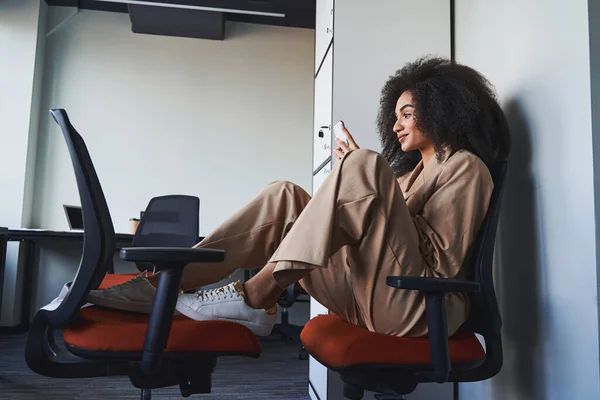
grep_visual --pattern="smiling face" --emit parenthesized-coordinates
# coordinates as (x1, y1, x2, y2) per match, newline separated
(392, 91, 432, 153)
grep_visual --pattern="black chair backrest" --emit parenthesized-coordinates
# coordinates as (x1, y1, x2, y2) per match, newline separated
(465, 161, 508, 336)
(44, 109, 116, 327)
(132, 195, 200, 272)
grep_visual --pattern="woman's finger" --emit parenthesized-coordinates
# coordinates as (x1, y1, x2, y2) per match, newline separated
(341, 126, 360, 150)
(336, 138, 350, 152)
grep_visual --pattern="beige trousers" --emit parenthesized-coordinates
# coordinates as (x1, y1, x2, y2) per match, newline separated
(184, 149, 436, 337)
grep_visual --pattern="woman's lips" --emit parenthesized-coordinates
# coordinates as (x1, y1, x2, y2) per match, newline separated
(398, 133, 409, 143)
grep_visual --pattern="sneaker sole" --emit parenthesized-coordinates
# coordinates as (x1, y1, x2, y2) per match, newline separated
(176, 302, 275, 337)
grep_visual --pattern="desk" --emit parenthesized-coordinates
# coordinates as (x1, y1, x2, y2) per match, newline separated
(1, 228, 206, 329)
(0, 228, 135, 329)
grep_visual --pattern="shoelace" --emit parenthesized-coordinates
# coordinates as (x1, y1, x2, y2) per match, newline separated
(195, 285, 240, 302)
(104, 274, 146, 292)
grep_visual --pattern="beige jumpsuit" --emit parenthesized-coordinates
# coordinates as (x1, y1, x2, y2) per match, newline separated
(183, 149, 493, 337)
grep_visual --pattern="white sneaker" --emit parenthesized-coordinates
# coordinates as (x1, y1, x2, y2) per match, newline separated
(176, 281, 277, 337)
(87, 272, 156, 314)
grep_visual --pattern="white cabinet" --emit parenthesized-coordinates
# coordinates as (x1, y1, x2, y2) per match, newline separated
(313, 49, 333, 172)
(310, 33, 333, 400)
(312, 160, 331, 194)
(314, 0, 333, 72)
(309, 1, 451, 399)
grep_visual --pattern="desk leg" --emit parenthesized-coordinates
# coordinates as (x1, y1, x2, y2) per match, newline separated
(0, 232, 7, 322)
(20, 240, 36, 329)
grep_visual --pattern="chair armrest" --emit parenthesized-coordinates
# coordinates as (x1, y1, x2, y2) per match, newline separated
(120, 247, 224, 266)
(385, 276, 480, 293)
(122, 247, 224, 375)
(385, 276, 480, 383)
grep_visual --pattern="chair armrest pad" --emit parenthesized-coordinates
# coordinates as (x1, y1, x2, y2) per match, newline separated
(120, 247, 224, 264)
(386, 276, 480, 293)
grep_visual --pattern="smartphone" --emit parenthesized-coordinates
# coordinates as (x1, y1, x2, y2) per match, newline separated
(333, 121, 349, 146)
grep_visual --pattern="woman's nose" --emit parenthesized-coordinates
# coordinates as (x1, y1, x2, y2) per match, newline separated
(393, 120, 403, 133)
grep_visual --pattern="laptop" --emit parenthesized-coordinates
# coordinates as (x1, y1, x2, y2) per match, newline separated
(63, 205, 84, 231)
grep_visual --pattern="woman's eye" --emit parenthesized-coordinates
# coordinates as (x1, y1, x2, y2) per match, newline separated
(403, 113, 412, 119)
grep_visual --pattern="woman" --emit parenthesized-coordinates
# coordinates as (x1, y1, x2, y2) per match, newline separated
(88, 56, 510, 338)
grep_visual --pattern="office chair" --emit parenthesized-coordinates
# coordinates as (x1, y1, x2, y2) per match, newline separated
(242, 269, 309, 360)
(132, 195, 200, 273)
(101, 194, 201, 288)
(301, 161, 508, 399)
(277, 283, 309, 360)
(26, 109, 262, 399)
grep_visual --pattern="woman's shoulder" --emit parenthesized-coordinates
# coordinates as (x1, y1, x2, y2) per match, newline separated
(441, 150, 493, 186)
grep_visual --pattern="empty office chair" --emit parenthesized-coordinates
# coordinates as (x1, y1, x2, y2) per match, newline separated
(26, 109, 262, 399)
(100, 194, 201, 289)
(277, 283, 309, 360)
(301, 161, 507, 399)
(97, 195, 200, 289)
(132, 195, 200, 272)
(243, 270, 309, 360)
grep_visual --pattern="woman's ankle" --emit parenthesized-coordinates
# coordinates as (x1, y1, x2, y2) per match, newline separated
(241, 281, 280, 310)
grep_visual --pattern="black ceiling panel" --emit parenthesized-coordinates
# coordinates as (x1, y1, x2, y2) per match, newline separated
(44, 0, 316, 30)
(129, 5, 226, 40)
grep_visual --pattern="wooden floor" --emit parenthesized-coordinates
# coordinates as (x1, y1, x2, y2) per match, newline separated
(0, 332, 310, 400)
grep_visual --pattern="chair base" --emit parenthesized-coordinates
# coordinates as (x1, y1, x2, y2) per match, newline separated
(274, 309, 308, 360)
(128, 357, 216, 397)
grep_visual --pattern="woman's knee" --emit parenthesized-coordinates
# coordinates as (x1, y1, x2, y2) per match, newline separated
(265, 180, 311, 201)
(344, 149, 386, 166)
(341, 149, 394, 179)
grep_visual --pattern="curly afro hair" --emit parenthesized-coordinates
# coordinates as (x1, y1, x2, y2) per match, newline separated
(376, 56, 511, 176)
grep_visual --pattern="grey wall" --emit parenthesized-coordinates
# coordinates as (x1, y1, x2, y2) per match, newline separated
(589, 0, 600, 380)
(456, 0, 600, 399)
(331, 0, 451, 155)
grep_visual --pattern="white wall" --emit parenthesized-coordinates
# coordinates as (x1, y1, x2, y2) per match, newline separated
(0, 0, 47, 326)
(33, 9, 314, 235)
(28, 8, 314, 313)
(456, 1, 600, 399)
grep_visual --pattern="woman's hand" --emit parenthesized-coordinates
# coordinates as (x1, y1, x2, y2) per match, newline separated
(335, 124, 360, 160)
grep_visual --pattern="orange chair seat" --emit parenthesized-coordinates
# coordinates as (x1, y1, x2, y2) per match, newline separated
(65, 274, 262, 357)
(300, 314, 485, 369)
